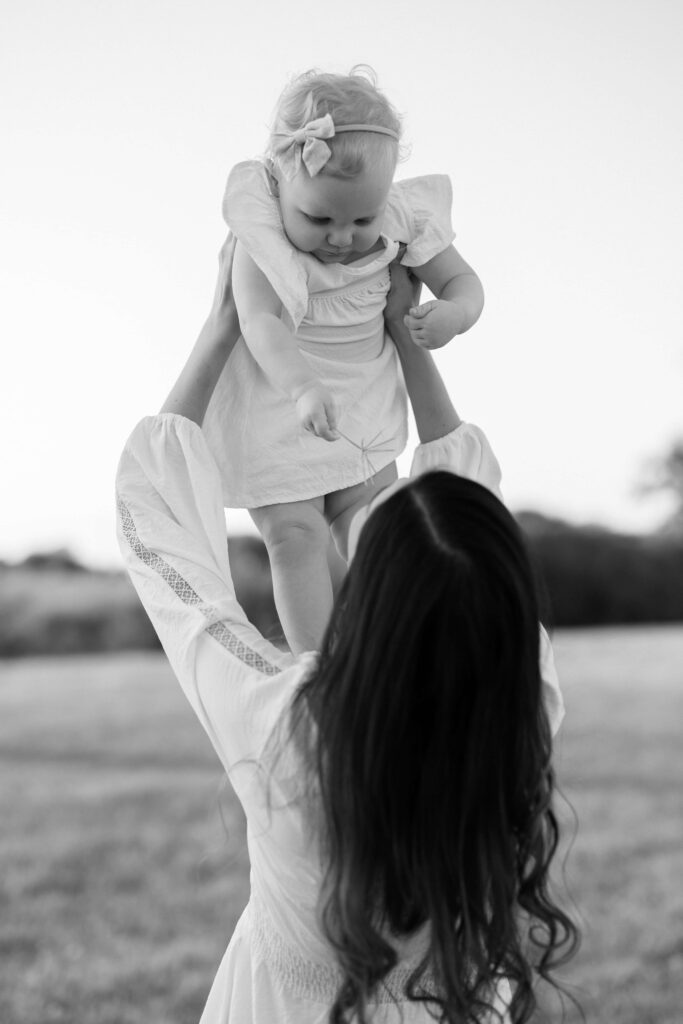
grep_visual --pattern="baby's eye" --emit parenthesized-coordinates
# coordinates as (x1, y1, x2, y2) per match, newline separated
(305, 214, 330, 225)
(355, 217, 375, 225)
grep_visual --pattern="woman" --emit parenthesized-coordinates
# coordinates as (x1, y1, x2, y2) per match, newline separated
(116, 244, 577, 1023)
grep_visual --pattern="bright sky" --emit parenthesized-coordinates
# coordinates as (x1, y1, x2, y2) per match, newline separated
(3, 0, 682, 566)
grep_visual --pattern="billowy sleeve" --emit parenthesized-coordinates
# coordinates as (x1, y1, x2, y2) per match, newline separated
(115, 414, 305, 772)
(410, 422, 565, 735)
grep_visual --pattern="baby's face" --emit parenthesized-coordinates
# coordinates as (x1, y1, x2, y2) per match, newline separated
(274, 162, 394, 264)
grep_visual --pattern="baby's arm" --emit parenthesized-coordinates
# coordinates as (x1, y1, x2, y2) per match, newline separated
(232, 241, 338, 441)
(403, 245, 484, 350)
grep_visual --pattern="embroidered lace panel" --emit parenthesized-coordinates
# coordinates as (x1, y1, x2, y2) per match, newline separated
(117, 495, 281, 676)
(249, 893, 436, 1005)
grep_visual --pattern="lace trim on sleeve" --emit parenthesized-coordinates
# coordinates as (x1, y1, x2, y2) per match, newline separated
(117, 495, 281, 676)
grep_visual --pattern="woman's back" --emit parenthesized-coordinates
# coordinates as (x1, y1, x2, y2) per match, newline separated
(117, 408, 574, 1024)
(237, 736, 435, 997)
(209, 719, 514, 1022)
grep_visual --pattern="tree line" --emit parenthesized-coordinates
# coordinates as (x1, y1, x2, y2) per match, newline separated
(1, 511, 682, 658)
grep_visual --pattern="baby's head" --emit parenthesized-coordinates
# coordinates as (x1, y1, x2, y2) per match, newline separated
(267, 68, 403, 263)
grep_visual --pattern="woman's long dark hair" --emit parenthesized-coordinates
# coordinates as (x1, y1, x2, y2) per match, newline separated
(288, 471, 578, 1023)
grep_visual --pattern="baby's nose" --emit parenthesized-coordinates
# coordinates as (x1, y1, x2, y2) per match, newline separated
(327, 226, 353, 247)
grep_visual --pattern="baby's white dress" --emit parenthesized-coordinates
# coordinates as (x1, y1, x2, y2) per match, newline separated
(116, 415, 565, 1024)
(202, 161, 456, 508)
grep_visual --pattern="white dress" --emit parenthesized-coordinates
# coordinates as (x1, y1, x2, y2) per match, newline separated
(115, 415, 565, 1024)
(202, 161, 456, 508)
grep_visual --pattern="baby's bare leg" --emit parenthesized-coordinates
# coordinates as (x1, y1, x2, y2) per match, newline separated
(325, 462, 399, 563)
(250, 497, 332, 656)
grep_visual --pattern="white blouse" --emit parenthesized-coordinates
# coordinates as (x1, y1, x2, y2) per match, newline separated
(115, 415, 564, 1024)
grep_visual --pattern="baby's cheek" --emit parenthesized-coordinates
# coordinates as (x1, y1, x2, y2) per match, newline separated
(285, 220, 316, 253)
(363, 228, 381, 247)
(309, 228, 325, 249)
(299, 222, 322, 250)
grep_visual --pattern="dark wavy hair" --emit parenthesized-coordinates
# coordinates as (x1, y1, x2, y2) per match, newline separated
(287, 471, 578, 1023)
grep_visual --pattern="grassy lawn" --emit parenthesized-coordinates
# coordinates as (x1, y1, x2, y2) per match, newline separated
(1, 627, 682, 1023)
(543, 627, 683, 1023)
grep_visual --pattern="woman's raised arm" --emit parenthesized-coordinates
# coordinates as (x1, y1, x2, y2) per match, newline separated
(116, 236, 300, 777)
(160, 237, 241, 425)
(384, 260, 462, 444)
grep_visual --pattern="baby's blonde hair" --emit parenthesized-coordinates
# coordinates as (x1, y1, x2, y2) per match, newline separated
(268, 66, 403, 180)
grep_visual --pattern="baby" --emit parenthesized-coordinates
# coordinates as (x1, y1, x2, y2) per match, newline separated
(203, 68, 484, 654)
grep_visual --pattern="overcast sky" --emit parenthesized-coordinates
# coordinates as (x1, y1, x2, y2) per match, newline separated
(3, 0, 682, 566)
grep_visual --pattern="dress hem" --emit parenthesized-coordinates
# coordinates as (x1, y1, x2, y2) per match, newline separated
(222, 443, 406, 510)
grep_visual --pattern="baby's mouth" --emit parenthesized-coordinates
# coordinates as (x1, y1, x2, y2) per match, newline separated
(318, 247, 353, 260)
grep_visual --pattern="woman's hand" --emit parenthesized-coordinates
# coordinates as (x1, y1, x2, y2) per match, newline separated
(293, 382, 339, 442)
(207, 236, 242, 346)
(387, 260, 465, 349)
(384, 259, 422, 328)
(383, 260, 461, 443)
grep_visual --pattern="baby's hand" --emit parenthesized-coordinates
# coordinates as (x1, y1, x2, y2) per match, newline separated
(295, 384, 339, 442)
(403, 299, 467, 349)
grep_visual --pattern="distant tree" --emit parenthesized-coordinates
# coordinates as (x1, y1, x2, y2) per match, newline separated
(637, 439, 683, 534)
(20, 548, 86, 573)
(516, 510, 683, 627)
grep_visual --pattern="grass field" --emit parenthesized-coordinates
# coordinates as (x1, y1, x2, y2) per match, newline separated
(1, 626, 682, 1023)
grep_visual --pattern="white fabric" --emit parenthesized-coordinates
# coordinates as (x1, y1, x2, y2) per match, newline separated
(219, 162, 455, 331)
(202, 162, 455, 508)
(116, 414, 564, 1024)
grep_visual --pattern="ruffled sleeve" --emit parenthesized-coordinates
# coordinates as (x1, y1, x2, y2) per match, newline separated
(382, 175, 456, 268)
(410, 422, 565, 735)
(222, 161, 310, 329)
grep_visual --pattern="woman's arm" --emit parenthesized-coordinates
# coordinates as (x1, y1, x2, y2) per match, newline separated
(384, 262, 564, 733)
(160, 239, 241, 425)
(385, 261, 461, 443)
(402, 244, 485, 350)
(117, 239, 299, 776)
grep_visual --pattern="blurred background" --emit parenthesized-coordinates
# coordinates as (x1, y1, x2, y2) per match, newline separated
(2, 0, 682, 1021)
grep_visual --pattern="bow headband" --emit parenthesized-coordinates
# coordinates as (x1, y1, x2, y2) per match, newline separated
(273, 114, 399, 180)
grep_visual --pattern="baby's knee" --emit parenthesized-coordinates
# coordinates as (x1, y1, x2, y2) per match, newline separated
(329, 498, 367, 563)
(256, 504, 329, 558)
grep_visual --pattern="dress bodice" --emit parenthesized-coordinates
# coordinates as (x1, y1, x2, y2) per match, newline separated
(222, 161, 456, 332)
(295, 245, 399, 362)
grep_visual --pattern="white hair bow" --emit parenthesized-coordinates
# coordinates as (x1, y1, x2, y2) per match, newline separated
(275, 114, 336, 179)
